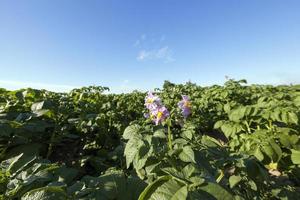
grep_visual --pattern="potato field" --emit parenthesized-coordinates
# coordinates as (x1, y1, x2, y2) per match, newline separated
(0, 79, 300, 200)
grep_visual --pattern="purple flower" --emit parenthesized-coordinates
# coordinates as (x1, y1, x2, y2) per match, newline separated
(154, 106, 170, 125)
(144, 92, 169, 125)
(178, 95, 191, 118)
(144, 92, 162, 110)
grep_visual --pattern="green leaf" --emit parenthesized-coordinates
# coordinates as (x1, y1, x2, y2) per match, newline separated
(182, 164, 196, 178)
(33, 109, 51, 117)
(262, 140, 282, 163)
(229, 175, 242, 188)
(145, 161, 161, 175)
(281, 111, 289, 124)
(269, 141, 282, 162)
(179, 146, 196, 163)
(124, 136, 144, 168)
(198, 182, 234, 200)
(288, 112, 298, 124)
(290, 134, 299, 145)
(220, 122, 242, 138)
(245, 158, 265, 180)
(1, 153, 23, 172)
(291, 149, 300, 164)
(182, 130, 193, 140)
(69, 171, 146, 200)
(294, 96, 300, 106)
(31, 102, 45, 111)
(189, 176, 205, 187)
(201, 136, 222, 147)
(271, 109, 281, 122)
(214, 120, 224, 129)
(253, 147, 264, 161)
(133, 144, 151, 170)
(228, 107, 246, 122)
(6, 162, 61, 198)
(153, 129, 166, 139)
(170, 186, 188, 200)
(138, 175, 172, 200)
(139, 177, 187, 200)
(0, 170, 9, 194)
(262, 144, 274, 161)
(248, 180, 257, 191)
(123, 124, 141, 140)
(224, 103, 231, 113)
(21, 186, 67, 200)
(4, 144, 42, 174)
(92, 171, 127, 199)
(279, 134, 293, 148)
(31, 100, 53, 112)
(162, 167, 190, 183)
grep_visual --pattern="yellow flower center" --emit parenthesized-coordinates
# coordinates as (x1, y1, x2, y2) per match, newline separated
(147, 98, 154, 103)
(184, 101, 191, 108)
(157, 111, 163, 119)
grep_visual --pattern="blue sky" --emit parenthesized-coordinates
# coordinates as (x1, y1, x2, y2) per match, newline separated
(0, 0, 300, 92)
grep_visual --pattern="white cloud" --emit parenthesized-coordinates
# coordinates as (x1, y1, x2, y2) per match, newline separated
(0, 80, 78, 92)
(136, 50, 150, 60)
(133, 34, 174, 63)
(136, 46, 175, 63)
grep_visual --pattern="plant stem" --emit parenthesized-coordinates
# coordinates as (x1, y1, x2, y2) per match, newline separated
(245, 121, 251, 134)
(167, 120, 172, 150)
(216, 170, 224, 183)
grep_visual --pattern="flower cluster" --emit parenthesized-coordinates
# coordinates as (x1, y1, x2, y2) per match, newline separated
(144, 93, 192, 125)
(144, 92, 170, 125)
(178, 95, 192, 118)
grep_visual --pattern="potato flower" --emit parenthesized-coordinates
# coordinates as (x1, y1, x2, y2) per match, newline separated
(178, 95, 191, 118)
(144, 92, 169, 125)
(153, 106, 170, 125)
(144, 92, 162, 110)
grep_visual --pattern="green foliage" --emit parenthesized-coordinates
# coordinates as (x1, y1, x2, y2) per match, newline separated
(0, 80, 300, 199)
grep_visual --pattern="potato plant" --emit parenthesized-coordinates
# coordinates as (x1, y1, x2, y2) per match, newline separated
(0, 79, 299, 199)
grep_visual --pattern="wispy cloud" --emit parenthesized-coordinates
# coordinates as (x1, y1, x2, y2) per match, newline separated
(133, 34, 175, 63)
(0, 80, 78, 92)
(136, 46, 175, 63)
